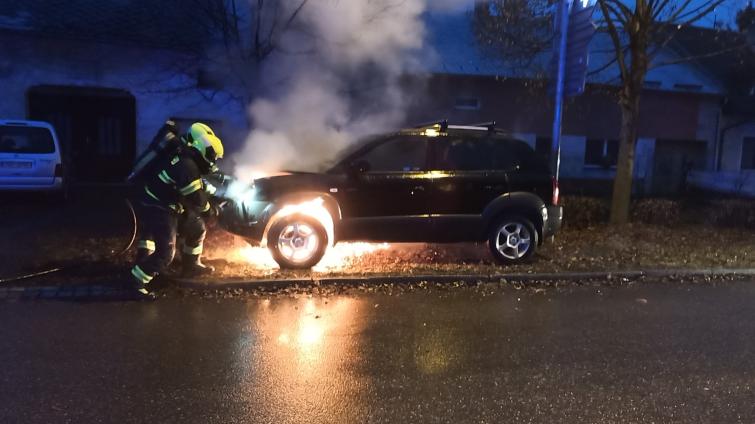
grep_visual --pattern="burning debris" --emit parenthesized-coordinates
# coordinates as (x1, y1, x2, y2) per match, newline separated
(209, 175, 394, 271)
(234, 242, 391, 273)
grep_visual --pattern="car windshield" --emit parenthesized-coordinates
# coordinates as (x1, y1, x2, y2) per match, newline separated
(0, 126, 55, 154)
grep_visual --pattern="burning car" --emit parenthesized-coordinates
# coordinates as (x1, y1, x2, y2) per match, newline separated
(214, 122, 563, 269)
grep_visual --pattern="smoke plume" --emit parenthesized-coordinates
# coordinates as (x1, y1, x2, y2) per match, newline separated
(234, 0, 465, 181)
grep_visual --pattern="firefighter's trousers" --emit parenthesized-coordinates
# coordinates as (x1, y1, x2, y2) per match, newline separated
(131, 203, 206, 286)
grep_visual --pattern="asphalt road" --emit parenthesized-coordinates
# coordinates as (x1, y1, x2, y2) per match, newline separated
(2, 282, 755, 423)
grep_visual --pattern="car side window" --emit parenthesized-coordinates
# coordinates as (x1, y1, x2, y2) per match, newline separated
(357, 136, 427, 172)
(490, 140, 520, 171)
(434, 136, 540, 172)
(436, 137, 496, 171)
(498, 141, 545, 172)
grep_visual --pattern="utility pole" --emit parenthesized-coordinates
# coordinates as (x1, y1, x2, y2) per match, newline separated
(551, 0, 571, 180)
(550, 0, 596, 180)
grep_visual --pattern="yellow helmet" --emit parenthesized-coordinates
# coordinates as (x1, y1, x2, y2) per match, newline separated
(185, 123, 224, 165)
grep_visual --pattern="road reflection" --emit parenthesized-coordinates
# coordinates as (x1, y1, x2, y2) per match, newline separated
(236, 296, 369, 423)
(229, 292, 559, 422)
(413, 325, 463, 375)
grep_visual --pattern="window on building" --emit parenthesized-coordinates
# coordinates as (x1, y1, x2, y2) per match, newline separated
(742, 137, 755, 170)
(454, 97, 481, 111)
(97, 116, 122, 156)
(584, 138, 619, 167)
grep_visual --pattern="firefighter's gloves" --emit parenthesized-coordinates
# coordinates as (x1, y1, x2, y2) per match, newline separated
(204, 203, 221, 220)
(164, 120, 179, 136)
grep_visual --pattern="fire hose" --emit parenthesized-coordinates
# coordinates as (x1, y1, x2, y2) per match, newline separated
(0, 199, 138, 284)
(0, 173, 236, 285)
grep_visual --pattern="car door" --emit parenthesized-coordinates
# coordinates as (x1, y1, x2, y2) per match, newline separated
(337, 135, 432, 242)
(428, 135, 509, 241)
(500, 140, 553, 201)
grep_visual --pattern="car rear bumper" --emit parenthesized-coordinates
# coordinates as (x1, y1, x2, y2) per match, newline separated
(543, 205, 563, 238)
(0, 177, 63, 191)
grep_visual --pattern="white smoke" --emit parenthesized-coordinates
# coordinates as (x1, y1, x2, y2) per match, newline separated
(234, 0, 468, 182)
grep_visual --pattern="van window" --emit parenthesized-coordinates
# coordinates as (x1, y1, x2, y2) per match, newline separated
(0, 126, 55, 154)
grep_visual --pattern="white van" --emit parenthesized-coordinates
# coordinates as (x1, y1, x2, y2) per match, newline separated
(0, 120, 64, 191)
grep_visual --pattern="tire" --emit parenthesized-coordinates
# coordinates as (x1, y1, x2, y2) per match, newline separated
(267, 213, 328, 269)
(487, 215, 538, 265)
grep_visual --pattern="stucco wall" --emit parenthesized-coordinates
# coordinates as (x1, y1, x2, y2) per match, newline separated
(695, 99, 722, 170)
(0, 32, 248, 157)
(720, 121, 755, 172)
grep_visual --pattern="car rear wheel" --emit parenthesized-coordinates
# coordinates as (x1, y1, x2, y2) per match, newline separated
(268, 214, 328, 269)
(488, 216, 538, 265)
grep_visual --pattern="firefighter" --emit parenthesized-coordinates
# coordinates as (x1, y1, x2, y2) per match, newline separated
(128, 122, 224, 299)
(135, 177, 220, 265)
(132, 121, 223, 264)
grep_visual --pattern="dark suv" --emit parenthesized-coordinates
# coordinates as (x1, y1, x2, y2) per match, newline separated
(218, 123, 563, 269)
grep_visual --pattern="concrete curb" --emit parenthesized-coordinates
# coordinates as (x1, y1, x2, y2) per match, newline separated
(0, 285, 140, 301)
(177, 267, 755, 292)
(2, 268, 753, 300)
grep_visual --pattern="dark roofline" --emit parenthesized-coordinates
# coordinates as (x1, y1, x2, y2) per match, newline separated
(0, 27, 199, 56)
(663, 25, 755, 91)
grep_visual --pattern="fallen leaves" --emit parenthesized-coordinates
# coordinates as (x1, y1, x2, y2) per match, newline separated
(202, 223, 755, 281)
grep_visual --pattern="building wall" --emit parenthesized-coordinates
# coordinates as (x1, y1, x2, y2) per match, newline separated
(408, 74, 722, 194)
(0, 32, 248, 157)
(413, 74, 717, 139)
(720, 120, 755, 172)
(696, 99, 722, 170)
(679, 115, 755, 197)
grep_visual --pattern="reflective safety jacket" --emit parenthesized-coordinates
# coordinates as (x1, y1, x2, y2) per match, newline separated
(139, 150, 212, 214)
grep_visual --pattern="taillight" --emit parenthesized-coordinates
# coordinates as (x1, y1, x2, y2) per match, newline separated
(54, 163, 63, 177)
(551, 177, 559, 205)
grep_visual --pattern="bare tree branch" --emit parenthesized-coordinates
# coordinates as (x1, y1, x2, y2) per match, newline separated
(254, 0, 263, 59)
(647, 0, 725, 62)
(650, 42, 750, 69)
(657, 0, 694, 22)
(586, 56, 619, 77)
(597, 0, 629, 83)
(677, 0, 725, 26)
(283, 0, 310, 33)
(603, 0, 634, 21)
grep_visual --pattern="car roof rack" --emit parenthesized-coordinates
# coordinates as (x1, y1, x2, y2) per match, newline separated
(411, 119, 448, 132)
(463, 121, 497, 131)
(405, 120, 513, 137)
(448, 122, 514, 136)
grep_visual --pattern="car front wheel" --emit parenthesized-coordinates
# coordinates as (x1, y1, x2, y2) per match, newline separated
(268, 214, 328, 269)
(488, 216, 538, 265)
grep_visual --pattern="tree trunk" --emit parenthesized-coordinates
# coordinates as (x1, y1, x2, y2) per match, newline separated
(609, 93, 641, 224)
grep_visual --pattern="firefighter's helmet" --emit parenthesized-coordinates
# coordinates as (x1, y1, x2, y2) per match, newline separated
(185, 123, 224, 165)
